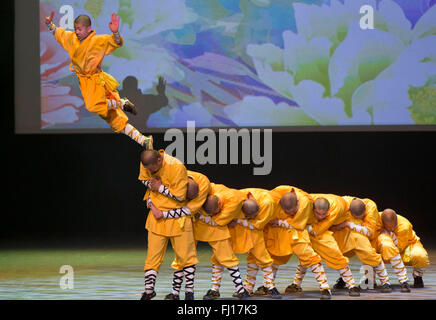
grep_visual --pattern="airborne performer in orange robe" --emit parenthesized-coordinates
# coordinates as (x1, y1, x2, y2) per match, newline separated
(44, 11, 152, 148)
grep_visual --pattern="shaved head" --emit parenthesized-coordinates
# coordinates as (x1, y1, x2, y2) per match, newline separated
(141, 150, 161, 165)
(349, 199, 366, 218)
(203, 195, 220, 215)
(186, 177, 199, 200)
(314, 198, 330, 211)
(381, 209, 398, 232)
(280, 192, 298, 210)
(382, 209, 397, 223)
(74, 14, 91, 27)
(280, 192, 299, 216)
(140, 150, 163, 174)
(313, 197, 330, 221)
(242, 199, 259, 219)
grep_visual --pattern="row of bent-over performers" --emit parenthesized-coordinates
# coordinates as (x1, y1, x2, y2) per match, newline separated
(137, 149, 430, 300)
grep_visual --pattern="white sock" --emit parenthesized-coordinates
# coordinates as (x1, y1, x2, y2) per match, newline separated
(122, 123, 146, 146)
(211, 265, 224, 292)
(390, 254, 408, 284)
(243, 263, 259, 293)
(310, 263, 330, 290)
(293, 264, 307, 286)
(339, 265, 356, 288)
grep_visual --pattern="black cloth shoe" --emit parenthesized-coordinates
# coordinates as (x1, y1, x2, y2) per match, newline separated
(236, 289, 251, 300)
(185, 292, 194, 300)
(348, 286, 360, 296)
(121, 98, 137, 115)
(203, 289, 220, 300)
(164, 293, 180, 300)
(413, 276, 424, 288)
(254, 285, 268, 296)
(285, 283, 303, 293)
(140, 291, 156, 300)
(333, 277, 346, 290)
(401, 282, 411, 293)
(380, 283, 392, 293)
(233, 290, 253, 297)
(267, 287, 282, 299)
(320, 289, 331, 300)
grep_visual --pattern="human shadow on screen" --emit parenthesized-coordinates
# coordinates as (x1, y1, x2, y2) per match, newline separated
(118, 76, 169, 130)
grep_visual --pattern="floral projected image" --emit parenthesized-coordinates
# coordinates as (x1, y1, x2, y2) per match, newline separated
(40, 0, 436, 131)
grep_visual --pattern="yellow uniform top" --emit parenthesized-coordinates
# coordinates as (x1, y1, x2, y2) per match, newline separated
(229, 188, 275, 253)
(379, 213, 421, 252)
(310, 193, 349, 236)
(342, 196, 379, 240)
(194, 183, 246, 242)
(186, 170, 211, 214)
(139, 150, 188, 236)
(54, 27, 123, 75)
(270, 186, 314, 230)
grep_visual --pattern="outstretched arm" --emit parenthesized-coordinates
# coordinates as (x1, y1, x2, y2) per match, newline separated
(45, 10, 56, 33)
(149, 201, 191, 220)
(44, 10, 75, 53)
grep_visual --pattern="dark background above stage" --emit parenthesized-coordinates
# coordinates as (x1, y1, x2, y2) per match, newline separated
(3, 130, 436, 248)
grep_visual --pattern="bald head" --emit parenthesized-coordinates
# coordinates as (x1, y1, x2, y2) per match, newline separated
(314, 198, 330, 211)
(141, 150, 163, 174)
(280, 192, 298, 216)
(141, 149, 160, 165)
(349, 199, 366, 218)
(381, 209, 398, 230)
(74, 15, 91, 27)
(313, 197, 330, 221)
(186, 177, 199, 200)
(242, 199, 259, 219)
(202, 195, 220, 215)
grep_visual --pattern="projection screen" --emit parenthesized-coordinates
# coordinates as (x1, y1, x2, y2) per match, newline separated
(14, 0, 436, 133)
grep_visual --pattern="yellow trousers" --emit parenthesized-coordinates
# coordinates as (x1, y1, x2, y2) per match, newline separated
(245, 231, 273, 268)
(270, 230, 322, 268)
(377, 234, 429, 269)
(310, 231, 349, 270)
(334, 229, 382, 266)
(209, 239, 240, 268)
(172, 238, 239, 270)
(144, 219, 198, 272)
(77, 71, 128, 132)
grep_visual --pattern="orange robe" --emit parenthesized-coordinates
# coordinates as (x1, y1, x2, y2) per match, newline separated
(266, 186, 321, 267)
(377, 213, 429, 269)
(191, 183, 246, 268)
(332, 196, 382, 266)
(138, 150, 196, 271)
(229, 188, 274, 268)
(53, 26, 128, 132)
(308, 194, 350, 270)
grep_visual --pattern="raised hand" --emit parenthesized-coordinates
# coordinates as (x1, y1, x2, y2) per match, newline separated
(109, 13, 120, 33)
(45, 11, 55, 25)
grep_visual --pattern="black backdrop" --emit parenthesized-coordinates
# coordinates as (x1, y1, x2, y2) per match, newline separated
(5, 1, 435, 248)
(4, 131, 436, 248)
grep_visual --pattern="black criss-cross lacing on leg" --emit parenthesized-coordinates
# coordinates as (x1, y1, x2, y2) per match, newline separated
(228, 266, 244, 294)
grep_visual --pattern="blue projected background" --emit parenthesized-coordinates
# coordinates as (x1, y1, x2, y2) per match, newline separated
(40, 0, 436, 131)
